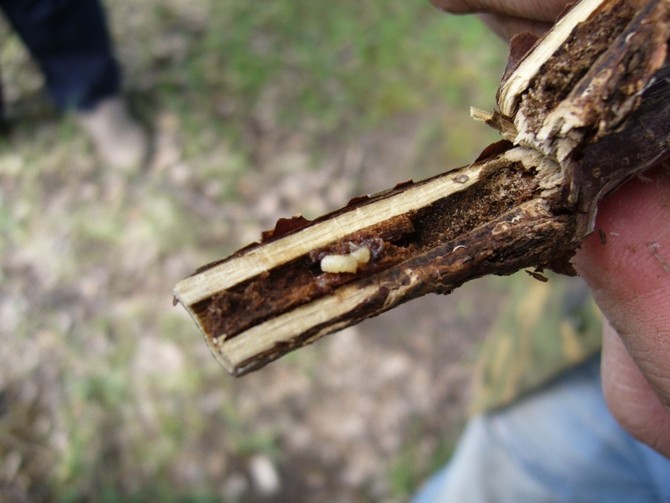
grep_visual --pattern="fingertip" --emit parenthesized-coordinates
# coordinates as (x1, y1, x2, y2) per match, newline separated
(479, 13, 552, 39)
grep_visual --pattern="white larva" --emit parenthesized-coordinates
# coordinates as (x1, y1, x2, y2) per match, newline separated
(320, 245, 371, 274)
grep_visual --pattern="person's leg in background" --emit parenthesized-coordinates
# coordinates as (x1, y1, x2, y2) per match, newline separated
(0, 0, 148, 167)
(410, 273, 670, 502)
(412, 355, 670, 503)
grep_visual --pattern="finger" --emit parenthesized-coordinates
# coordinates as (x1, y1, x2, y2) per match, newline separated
(573, 166, 670, 451)
(479, 13, 552, 39)
(430, 0, 569, 22)
(574, 167, 670, 406)
(601, 321, 670, 457)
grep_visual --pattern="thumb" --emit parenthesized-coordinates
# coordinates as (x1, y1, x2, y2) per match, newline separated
(573, 165, 670, 456)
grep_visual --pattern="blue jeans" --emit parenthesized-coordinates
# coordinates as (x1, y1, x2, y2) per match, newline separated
(0, 0, 120, 110)
(413, 356, 670, 502)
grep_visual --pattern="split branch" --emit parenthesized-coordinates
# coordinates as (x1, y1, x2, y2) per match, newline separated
(174, 0, 670, 376)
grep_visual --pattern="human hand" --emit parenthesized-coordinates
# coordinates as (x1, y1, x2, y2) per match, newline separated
(430, 0, 569, 38)
(432, 0, 670, 457)
(573, 167, 670, 458)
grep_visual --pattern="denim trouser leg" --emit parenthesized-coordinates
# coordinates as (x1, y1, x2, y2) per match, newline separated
(0, 0, 120, 110)
(413, 356, 670, 503)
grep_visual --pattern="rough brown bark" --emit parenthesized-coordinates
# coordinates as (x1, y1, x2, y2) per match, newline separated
(174, 0, 670, 376)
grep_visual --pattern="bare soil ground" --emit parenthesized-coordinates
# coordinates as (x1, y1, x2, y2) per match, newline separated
(0, 2, 510, 501)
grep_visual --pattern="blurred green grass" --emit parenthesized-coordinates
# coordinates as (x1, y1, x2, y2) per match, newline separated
(0, 1, 507, 501)
(126, 1, 502, 128)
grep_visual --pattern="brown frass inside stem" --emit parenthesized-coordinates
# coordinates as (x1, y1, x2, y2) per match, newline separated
(190, 159, 541, 341)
